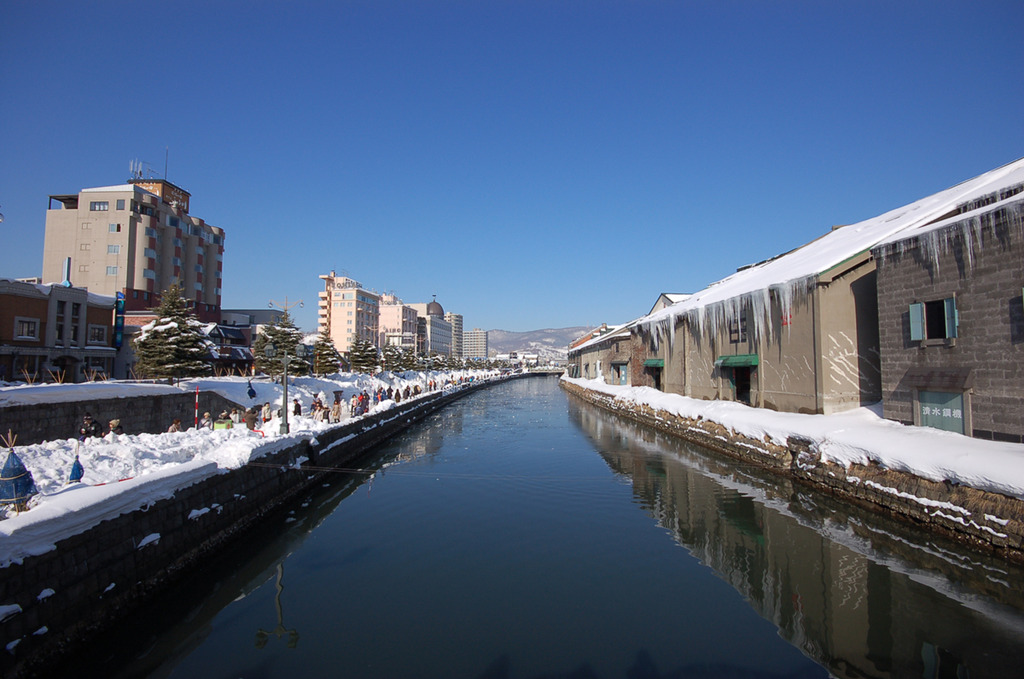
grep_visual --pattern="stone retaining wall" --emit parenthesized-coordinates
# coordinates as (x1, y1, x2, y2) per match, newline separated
(561, 380, 1024, 563)
(0, 390, 247, 445)
(0, 379, 501, 679)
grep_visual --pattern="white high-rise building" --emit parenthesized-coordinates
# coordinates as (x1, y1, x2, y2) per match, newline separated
(464, 328, 489, 360)
(445, 312, 463, 358)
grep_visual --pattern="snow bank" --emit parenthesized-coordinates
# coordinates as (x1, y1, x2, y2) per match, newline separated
(0, 370, 499, 566)
(563, 376, 1024, 501)
(0, 382, 182, 407)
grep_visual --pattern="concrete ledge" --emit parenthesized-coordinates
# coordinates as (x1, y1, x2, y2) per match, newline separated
(0, 390, 247, 445)
(0, 377, 507, 678)
(561, 380, 1024, 564)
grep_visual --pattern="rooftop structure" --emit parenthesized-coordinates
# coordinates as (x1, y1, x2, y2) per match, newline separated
(42, 179, 224, 323)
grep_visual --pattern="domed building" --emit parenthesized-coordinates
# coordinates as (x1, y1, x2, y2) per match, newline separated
(411, 296, 452, 356)
(425, 299, 444, 317)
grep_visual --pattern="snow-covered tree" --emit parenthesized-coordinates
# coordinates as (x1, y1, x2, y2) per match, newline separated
(399, 347, 419, 371)
(420, 351, 446, 371)
(133, 284, 211, 379)
(312, 329, 342, 376)
(253, 310, 310, 377)
(380, 344, 403, 372)
(348, 337, 379, 374)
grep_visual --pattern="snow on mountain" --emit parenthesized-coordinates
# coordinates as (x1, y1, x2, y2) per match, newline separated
(487, 326, 596, 362)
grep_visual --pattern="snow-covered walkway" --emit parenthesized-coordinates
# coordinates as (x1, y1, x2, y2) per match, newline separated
(562, 376, 1024, 501)
(0, 370, 499, 566)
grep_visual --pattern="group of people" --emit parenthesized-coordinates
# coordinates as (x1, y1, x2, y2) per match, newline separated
(82, 377, 466, 441)
(197, 407, 259, 431)
(78, 413, 123, 440)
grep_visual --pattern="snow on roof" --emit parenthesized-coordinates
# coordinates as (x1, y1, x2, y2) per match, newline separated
(639, 157, 1024, 343)
(571, 320, 637, 353)
(80, 183, 157, 195)
(0, 279, 115, 307)
(876, 179, 1024, 251)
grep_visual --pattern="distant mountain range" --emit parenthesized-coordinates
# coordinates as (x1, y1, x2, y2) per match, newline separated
(486, 326, 596, 362)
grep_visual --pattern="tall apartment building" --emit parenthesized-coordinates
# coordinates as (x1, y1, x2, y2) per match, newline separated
(379, 293, 418, 351)
(410, 299, 452, 355)
(318, 271, 380, 354)
(464, 328, 489, 360)
(43, 179, 224, 323)
(445, 312, 463, 358)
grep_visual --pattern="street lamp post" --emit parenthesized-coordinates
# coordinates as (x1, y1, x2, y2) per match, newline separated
(265, 296, 306, 436)
(264, 342, 307, 435)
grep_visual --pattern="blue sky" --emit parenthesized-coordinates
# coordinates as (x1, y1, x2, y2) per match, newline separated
(2, 1, 1022, 333)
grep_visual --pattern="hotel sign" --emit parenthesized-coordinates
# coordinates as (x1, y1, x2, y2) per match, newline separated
(135, 180, 191, 213)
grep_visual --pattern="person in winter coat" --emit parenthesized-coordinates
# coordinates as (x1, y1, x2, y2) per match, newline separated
(200, 412, 214, 430)
(350, 393, 360, 416)
(79, 413, 103, 440)
(261, 402, 272, 424)
(243, 408, 258, 430)
(230, 408, 241, 424)
(332, 395, 346, 422)
(292, 399, 301, 416)
(168, 418, 182, 433)
(108, 419, 124, 435)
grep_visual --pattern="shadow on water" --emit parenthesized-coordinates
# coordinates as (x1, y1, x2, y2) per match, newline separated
(473, 649, 825, 679)
(59, 446, 402, 679)
(565, 391, 1024, 679)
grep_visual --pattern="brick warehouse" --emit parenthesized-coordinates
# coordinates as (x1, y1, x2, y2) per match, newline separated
(873, 184, 1024, 441)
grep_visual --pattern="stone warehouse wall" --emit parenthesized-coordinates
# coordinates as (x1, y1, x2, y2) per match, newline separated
(0, 390, 247, 445)
(875, 214, 1024, 442)
(561, 380, 1024, 563)
(0, 379, 501, 679)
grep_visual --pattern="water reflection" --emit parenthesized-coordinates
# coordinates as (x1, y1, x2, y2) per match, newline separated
(567, 394, 1024, 678)
(65, 455, 385, 678)
(254, 564, 299, 650)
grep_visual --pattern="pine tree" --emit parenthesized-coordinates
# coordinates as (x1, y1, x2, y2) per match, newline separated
(253, 310, 310, 377)
(312, 329, 342, 376)
(381, 344, 403, 372)
(132, 284, 212, 379)
(399, 347, 419, 371)
(348, 337, 379, 374)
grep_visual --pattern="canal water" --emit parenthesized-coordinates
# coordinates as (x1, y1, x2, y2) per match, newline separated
(74, 375, 1024, 678)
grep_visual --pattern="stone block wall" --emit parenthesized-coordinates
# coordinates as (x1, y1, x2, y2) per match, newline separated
(875, 211, 1024, 441)
(0, 390, 247, 445)
(561, 379, 1024, 563)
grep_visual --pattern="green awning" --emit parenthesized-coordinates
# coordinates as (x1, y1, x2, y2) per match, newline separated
(715, 354, 759, 368)
(643, 358, 664, 368)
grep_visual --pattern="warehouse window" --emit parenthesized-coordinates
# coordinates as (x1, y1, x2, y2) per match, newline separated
(910, 298, 958, 341)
